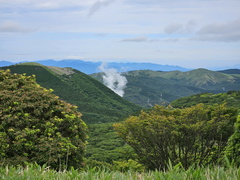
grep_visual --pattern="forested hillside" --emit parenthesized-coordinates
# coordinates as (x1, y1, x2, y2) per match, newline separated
(92, 69, 240, 107)
(171, 90, 240, 108)
(0, 63, 141, 162)
(0, 63, 140, 124)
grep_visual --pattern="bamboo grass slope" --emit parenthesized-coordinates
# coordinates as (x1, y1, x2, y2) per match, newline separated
(0, 163, 239, 180)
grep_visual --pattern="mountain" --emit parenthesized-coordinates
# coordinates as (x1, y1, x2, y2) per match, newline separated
(209, 64, 240, 71)
(105, 62, 189, 72)
(34, 60, 191, 73)
(0, 62, 142, 162)
(0, 60, 189, 74)
(91, 69, 240, 108)
(35, 60, 102, 74)
(0, 63, 140, 124)
(218, 69, 240, 75)
(0, 61, 13, 67)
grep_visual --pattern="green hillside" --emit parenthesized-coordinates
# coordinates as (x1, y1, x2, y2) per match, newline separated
(92, 69, 240, 108)
(1, 63, 141, 162)
(1, 63, 140, 124)
(156, 68, 238, 90)
(171, 90, 240, 108)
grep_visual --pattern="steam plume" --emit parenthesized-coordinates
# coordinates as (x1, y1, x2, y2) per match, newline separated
(98, 63, 127, 97)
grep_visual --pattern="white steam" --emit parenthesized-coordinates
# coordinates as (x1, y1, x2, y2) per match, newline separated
(98, 63, 127, 97)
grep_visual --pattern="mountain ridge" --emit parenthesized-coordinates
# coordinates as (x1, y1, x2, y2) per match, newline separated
(91, 68, 240, 108)
(1, 60, 190, 74)
(1, 60, 240, 74)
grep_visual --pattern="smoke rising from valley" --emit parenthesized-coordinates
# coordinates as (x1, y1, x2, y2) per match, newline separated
(98, 63, 127, 97)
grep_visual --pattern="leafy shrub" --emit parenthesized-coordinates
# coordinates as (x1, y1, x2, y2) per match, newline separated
(113, 159, 145, 172)
(0, 70, 88, 169)
(114, 104, 238, 170)
(225, 115, 240, 166)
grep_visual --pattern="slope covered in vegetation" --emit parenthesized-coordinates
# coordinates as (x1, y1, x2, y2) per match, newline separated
(92, 69, 240, 108)
(171, 90, 240, 108)
(0, 63, 141, 163)
(0, 63, 140, 124)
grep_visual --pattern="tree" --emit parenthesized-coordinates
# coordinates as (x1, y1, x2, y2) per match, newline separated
(114, 104, 238, 170)
(0, 70, 88, 169)
(225, 115, 240, 166)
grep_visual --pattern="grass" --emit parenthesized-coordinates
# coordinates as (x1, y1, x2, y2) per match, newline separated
(0, 163, 239, 180)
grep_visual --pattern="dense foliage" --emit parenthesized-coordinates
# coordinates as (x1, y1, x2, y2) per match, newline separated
(2, 63, 240, 167)
(225, 115, 240, 166)
(0, 69, 87, 169)
(86, 123, 137, 163)
(114, 104, 238, 170)
(171, 91, 240, 108)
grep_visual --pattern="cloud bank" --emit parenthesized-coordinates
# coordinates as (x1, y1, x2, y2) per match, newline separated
(195, 19, 240, 42)
(0, 21, 36, 33)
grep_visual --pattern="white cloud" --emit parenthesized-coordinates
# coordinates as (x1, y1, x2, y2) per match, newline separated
(164, 20, 197, 34)
(0, 21, 36, 33)
(88, 0, 116, 16)
(0, 0, 240, 68)
(194, 19, 240, 42)
(164, 23, 183, 34)
(121, 36, 149, 42)
(198, 19, 240, 35)
(0, 0, 93, 12)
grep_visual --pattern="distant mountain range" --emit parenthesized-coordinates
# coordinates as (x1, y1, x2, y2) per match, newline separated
(1, 60, 240, 74)
(0, 60, 190, 74)
(0, 61, 13, 67)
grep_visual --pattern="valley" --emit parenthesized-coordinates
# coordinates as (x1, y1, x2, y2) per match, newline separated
(1, 62, 240, 163)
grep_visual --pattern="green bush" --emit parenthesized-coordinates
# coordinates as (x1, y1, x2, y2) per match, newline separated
(0, 70, 88, 169)
(113, 159, 145, 172)
(114, 104, 238, 170)
(225, 115, 240, 166)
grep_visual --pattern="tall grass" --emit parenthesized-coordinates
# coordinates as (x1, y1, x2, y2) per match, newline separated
(0, 163, 239, 180)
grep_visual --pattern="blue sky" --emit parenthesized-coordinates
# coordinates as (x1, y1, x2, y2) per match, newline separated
(0, 0, 240, 69)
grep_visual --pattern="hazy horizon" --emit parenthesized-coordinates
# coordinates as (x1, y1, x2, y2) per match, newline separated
(2, 58, 240, 71)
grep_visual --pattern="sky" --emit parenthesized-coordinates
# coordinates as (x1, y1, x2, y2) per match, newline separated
(0, 0, 240, 69)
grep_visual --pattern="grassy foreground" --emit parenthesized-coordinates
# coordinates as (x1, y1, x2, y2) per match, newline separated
(0, 164, 239, 180)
